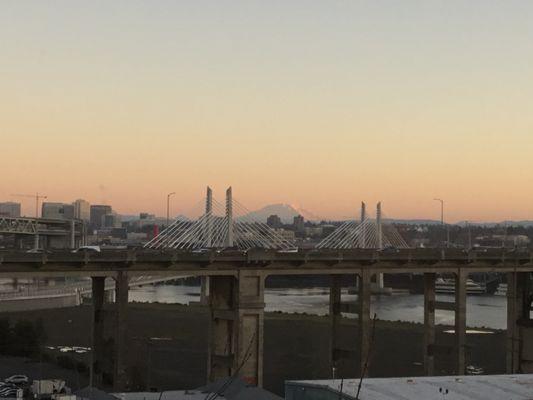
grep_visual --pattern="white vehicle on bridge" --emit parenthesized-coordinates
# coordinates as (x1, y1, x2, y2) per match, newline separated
(72, 246, 101, 253)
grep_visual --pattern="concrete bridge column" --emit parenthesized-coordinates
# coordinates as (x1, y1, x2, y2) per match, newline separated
(423, 273, 436, 375)
(113, 271, 129, 391)
(91, 276, 106, 388)
(506, 272, 533, 373)
(207, 272, 265, 387)
(235, 270, 265, 386)
(455, 270, 467, 375)
(329, 275, 342, 373)
(358, 270, 372, 376)
(200, 276, 210, 305)
(208, 276, 237, 382)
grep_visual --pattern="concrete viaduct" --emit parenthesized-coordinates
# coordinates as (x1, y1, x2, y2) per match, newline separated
(0, 248, 532, 391)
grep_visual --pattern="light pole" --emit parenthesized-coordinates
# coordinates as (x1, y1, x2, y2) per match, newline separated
(434, 198, 445, 247)
(166, 192, 176, 227)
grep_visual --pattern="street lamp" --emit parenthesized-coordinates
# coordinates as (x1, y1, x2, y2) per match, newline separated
(433, 198, 445, 247)
(166, 192, 176, 227)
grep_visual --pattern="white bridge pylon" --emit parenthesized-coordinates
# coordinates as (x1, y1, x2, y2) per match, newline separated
(144, 187, 296, 250)
(316, 202, 409, 249)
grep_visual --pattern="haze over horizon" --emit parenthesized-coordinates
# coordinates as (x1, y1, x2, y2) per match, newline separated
(2, 1, 533, 222)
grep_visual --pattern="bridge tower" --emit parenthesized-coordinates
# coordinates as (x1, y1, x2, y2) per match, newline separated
(376, 202, 383, 250)
(205, 186, 213, 247)
(200, 187, 213, 304)
(225, 187, 234, 247)
(359, 202, 366, 248)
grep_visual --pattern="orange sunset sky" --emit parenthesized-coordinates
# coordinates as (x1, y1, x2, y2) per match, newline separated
(1, 1, 532, 222)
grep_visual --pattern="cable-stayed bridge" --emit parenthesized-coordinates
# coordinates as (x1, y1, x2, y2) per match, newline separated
(317, 202, 408, 249)
(145, 187, 297, 250)
(146, 187, 408, 251)
(4, 187, 533, 390)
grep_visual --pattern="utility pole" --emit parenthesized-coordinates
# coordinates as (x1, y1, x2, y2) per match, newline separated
(433, 198, 444, 247)
(166, 192, 176, 227)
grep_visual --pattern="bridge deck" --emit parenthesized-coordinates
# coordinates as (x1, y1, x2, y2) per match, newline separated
(0, 248, 531, 277)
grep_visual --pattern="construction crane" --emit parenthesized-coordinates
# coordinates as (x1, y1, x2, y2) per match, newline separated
(11, 193, 47, 218)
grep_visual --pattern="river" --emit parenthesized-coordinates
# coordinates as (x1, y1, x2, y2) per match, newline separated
(129, 284, 508, 330)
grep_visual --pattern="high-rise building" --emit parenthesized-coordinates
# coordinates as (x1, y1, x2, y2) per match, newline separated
(90, 205, 112, 229)
(293, 215, 305, 232)
(103, 212, 122, 228)
(0, 202, 21, 217)
(41, 202, 74, 220)
(73, 199, 91, 221)
(267, 214, 282, 229)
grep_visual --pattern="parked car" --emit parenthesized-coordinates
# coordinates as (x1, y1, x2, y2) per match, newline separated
(0, 388, 22, 398)
(4, 376, 28, 385)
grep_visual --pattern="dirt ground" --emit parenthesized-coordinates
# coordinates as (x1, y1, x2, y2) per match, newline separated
(0, 303, 506, 396)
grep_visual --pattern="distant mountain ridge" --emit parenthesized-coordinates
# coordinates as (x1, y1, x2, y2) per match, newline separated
(120, 207, 533, 227)
(242, 203, 319, 223)
(456, 220, 533, 227)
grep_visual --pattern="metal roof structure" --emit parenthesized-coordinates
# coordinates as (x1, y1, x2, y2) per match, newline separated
(286, 374, 533, 400)
(113, 378, 281, 400)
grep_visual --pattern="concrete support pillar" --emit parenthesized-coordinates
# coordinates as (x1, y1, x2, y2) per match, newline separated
(507, 272, 526, 373)
(455, 270, 467, 375)
(33, 234, 39, 250)
(113, 271, 129, 391)
(208, 276, 237, 382)
(358, 270, 372, 376)
(91, 277, 106, 388)
(235, 270, 265, 386)
(207, 272, 265, 387)
(329, 275, 342, 373)
(200, 276, 210, 305)
(423, 273, 436, 375)
(375, 203, 384, 289)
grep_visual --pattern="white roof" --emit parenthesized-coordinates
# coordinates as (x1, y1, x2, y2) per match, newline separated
(287, 374, 533, 400)
(112, 391, 225, 400)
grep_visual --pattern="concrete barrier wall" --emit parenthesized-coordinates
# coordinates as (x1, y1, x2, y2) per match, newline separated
(0, 293, 81, 313)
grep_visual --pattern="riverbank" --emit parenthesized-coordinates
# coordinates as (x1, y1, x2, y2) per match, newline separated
(0, 302, 506, 396)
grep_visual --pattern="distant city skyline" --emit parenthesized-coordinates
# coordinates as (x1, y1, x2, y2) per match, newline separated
(2, 1, 533, 222)
(3, 194, 533, 225)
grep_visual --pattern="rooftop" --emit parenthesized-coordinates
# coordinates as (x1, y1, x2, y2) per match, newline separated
(286, 374, 533, 400)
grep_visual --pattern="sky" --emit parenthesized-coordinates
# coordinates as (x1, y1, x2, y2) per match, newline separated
(1, 1, 532, 222)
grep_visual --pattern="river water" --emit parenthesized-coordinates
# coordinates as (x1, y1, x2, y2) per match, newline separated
(129, 284, 508, 330)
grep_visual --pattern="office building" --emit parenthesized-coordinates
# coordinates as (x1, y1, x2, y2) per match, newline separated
(103, 212, 121, 228)
(90, 205, 112, 229)
(293, 215, 305, 232)
(0, 202, 21, 217)
(73, 199, 91, 221)
(41, 202, 74, 220)
(267, 214, 282, 229)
